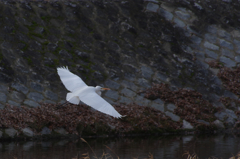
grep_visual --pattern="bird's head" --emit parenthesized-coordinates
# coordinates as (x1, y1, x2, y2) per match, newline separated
(96, 86, 110, 91)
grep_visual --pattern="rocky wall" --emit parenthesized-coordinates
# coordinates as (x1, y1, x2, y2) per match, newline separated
(0, 0, 239, 134)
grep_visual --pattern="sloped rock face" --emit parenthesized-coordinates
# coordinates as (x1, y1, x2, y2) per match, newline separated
(0, 0, 239, 132)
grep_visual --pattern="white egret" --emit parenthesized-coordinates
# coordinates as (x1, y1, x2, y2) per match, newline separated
(57, 66, 122, 118)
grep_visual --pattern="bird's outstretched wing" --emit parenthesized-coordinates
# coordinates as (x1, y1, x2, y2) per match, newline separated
(79, 89, 122, 118)
(57, 66, 87, 92)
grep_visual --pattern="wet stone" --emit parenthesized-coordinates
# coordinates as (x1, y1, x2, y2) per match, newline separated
(54, 128, 68, 135)
(22, 128, 34, 137)
(119, 96, 133, 104)
(0, 103, 4, 109)
(226, 109, 237, 119)
(141, 65, 153, 79)
(24, 99, 40, 108)
(173, 18, 186, 28)
(182, 120, 194, 129)
(221, 48, 234, 58)
(135, 95, 151, 106)
(104, 90, 119, 100)
(158, 8, 173, 21)
(122, 80, 138, 92)
(190, 35, 202, 44)
(175, 10, 191, 20)
(146, 2, 159, 12)
(213, 120, 225, 129)
(105, 79, 120, 90)
(11, 83, 29, 94)
(203, 41, 219, 50)
(218, 29, 232, 41)
(219, 56, 236, 68)
(235, 56, 240, 63)
(0, 85, 8, 93)
(30, 82, 43, 92)
(137, 78, 151, 88)
(207, 25, 218, 34)
(121, 88, 136, 97)
(151, 102, 164, 112)
(41, 127, 51, 135)
(204, 33, 217, 44)
(153, 98, 164, 105)
(154, 72, 168, 82)
(10, 91, 25, 102)
(197, 120, 210, 125)
(44, 90, 58, 101)
(8, 100, 20, 107)
(214, 111, 227, 121)
(5, 128, 17, 137)
(224, 90, 238, 100)
(219, 39, 234, 50)
(165, 111, 180, 122)
(27, 92, 44, 102)
(167, 103, 176, 112)
(0, 92, 7, 103)
(205, 49, 218, 59)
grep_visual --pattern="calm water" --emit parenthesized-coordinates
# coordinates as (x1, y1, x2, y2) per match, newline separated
(0, 134, 239, 159)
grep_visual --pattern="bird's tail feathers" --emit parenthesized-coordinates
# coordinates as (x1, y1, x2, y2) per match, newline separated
(66, 92, 80, 105)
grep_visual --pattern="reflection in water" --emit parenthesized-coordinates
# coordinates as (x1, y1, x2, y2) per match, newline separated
(0, 135, 239, 159)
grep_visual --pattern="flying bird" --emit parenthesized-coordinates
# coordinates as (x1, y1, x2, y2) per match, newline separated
(57, 66, 122, 118)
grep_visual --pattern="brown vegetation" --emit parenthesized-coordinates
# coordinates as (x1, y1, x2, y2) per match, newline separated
(144, 83, 217, 126)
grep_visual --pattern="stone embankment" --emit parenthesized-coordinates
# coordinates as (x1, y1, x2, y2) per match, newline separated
(0, 0, 240, 138)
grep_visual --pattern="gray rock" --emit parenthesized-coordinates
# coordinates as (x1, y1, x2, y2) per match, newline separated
(5, 128, 17, 137)
(207, 25, 218, 34)
(219, 56, 236, 68)
(158, 8, 173, 21)
(204, 33, 217, 43)
(225, 117, 236, 127)
(44, 90, 58, 101)
(205, 49, 218, 59)
(215, 111, 227, 121)
(121, 88, 136, 97)
(135, 95, 151, 106)
(0, 85, 8, 93)
(27, 92, 44, 102)
(190, 35, 202, 44)
(221, 48, 234, 58)
(224, 90, 238, 100)
(203, 41, 219, 50)
(104, 90, 119, 100)
(151, 102, 164, 112)
(22, 127, 34, 137)
(146, 2, 159, 12)
(153, 98, 164, 105)
(226, 109, 237, 119)
(8, 100, 20, 107)
(141, 65, 153, 79)
(197, 120, 210, 125)
(167, 103, 176, 112)
(218, 29, 232, 41)
(24, 100, 40, 107)
(41, 127, 51, 135)
(219, 39, 234, 50)
(10, 91, 25, 102)
(173, 18, 186, 28)
(213, 120, 225, 129)
(0, 92, 7, 103)
(0, 103, 4, 109)
(11, 83, 29, 94)
(235, 55, 240, 63)
(54, 128, 68, 135)
(137, 78, 151, 88)
(182, 120, 194, 129)
(105, 79, 120, 90)
(30, 82, 43, 92)
(154, 72, 168, 82)
(119, 96, 133, 104)
(165, 111, 180, 122)
(175, 10, 191, 20)
(233, 39, 240, 54)
(122, 80, 138, 92)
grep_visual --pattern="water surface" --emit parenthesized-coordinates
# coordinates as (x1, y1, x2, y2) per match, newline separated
(0, 134, 239, 159)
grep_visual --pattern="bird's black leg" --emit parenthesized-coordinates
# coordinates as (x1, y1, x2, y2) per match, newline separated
(56, 101, 68, 109)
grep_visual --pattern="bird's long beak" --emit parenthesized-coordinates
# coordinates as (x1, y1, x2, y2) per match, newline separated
(102, 88, 110, 90)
